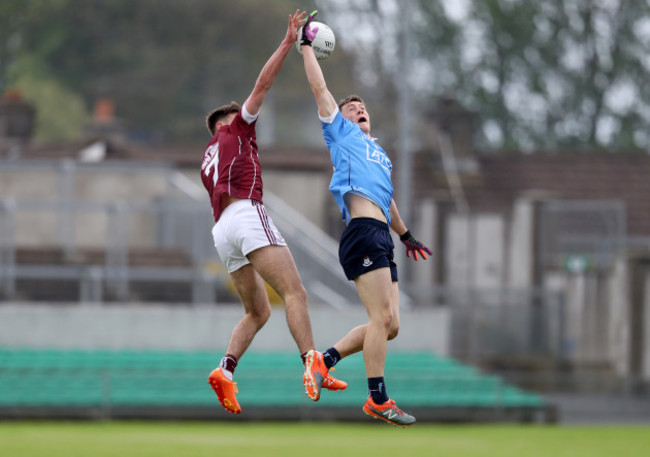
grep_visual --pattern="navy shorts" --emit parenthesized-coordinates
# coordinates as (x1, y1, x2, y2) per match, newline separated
(339, 217, 398, 282)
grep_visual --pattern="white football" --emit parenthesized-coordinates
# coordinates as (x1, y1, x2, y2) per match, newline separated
(295, 21, 336, 61)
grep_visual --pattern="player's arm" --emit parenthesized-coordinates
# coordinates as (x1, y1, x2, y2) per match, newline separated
(300, 11, 337, 118)
(389, 199, 433, 261)
(389, 199, 408, 236)
(243, 10, 307, 116)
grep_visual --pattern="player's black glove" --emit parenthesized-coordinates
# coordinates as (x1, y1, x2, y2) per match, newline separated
(400, 230, 433, 261)
(300, 10, 319, 46)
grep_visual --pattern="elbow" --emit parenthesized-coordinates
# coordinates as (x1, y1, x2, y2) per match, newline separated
(255, 80, 272, 94)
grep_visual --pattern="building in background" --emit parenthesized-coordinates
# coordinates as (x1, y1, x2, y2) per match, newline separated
(1, 96, 650, 393)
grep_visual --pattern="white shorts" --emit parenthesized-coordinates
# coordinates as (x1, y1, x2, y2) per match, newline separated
(212, 199, 287, 273)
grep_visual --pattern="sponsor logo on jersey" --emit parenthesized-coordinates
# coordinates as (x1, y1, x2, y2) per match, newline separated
(366, 143, 392, 172)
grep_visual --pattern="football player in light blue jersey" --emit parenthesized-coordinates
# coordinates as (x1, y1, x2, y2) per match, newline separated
(299, 11, 432, 427)
(321, 103, 394, 224)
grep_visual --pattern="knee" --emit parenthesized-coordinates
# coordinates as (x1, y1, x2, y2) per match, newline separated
(284, 284, 307, 306)
(376, 307, 394, 333)
(387, 322, 400, 341)
(248, 305, 271, 328)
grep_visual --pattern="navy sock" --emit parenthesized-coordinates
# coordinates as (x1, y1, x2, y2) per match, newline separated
(368, 376, 388, 404)
(323, 347, 341, 369)
(220, 354, 238, 374)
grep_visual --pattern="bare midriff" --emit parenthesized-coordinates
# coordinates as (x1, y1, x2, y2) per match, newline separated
(345, 193, 386, 223)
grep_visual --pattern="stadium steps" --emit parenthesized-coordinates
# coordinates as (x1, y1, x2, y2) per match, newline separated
(0, 348, 552, 420)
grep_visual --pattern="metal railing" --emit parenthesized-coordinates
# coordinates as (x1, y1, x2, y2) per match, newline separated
(539, 199, 627, 271)
(0, 162, 361, 306)
(407, 286, 567, 364)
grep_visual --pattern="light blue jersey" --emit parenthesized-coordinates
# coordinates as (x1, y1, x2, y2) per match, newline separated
(320, 107, 394, 224)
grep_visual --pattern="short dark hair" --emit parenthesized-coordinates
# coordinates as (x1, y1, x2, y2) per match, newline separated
(206, 101, 241, 136)
(338, 94, 365, 111)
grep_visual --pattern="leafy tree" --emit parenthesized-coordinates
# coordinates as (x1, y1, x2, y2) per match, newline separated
(12, 72, 88, 142)
(3, 0, 344, 145)
(0, 0, 35, 93)
(1, 0, 89, 142)
(318, 0, 650, 151)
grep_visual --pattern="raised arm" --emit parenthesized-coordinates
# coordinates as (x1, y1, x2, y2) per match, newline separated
(390, 199, 433, 261)
(244, 10, 307, 116)
(300, 12, 337, 118)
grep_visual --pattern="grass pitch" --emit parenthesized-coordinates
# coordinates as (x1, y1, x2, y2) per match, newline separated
(0, 421, 648, 457)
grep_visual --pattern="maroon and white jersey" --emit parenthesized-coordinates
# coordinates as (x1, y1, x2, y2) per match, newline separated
(201, 110, 263, 223)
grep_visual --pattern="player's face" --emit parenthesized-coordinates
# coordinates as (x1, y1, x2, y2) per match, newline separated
(342, 102, 371, 134)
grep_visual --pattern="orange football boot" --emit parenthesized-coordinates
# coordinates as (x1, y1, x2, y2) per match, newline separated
(303, 350, 328, 401)
(322, 368, 348, 391)
(207, 367, 241, 414)
(363, 397, 416, 426)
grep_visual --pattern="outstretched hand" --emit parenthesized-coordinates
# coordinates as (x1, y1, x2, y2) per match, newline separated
(300, 10, 319, 46)
(286, 9, 308, 44)
(400, 231, 433, 261)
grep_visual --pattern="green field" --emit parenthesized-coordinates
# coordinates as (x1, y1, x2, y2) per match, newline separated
(0, 422, 648, 457)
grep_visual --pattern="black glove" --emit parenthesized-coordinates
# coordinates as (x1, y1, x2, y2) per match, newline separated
(400, 230, 433, 261)
(300, 10, 319, 46)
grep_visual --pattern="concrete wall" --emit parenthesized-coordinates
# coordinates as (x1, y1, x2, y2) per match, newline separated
(1, 162, 171, 247)
(445, 213, 505, 290)
(608, 259, 630, 376)
(1, 162, 332, 251)
(563, 273, 612, 365)
(446, 215, 472, 287)
(177, 168, 331, 231)
(0, 303, 451, 355)
(507, 198, 534, 288)
(432, 197, 649, 380)
(263, 171, 330, 230)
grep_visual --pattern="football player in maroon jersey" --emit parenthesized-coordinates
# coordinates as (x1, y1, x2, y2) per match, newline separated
(201, 9, 345, 415)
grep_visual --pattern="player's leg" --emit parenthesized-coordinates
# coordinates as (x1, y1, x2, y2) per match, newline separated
(388, 280, 400, 340)
(226, 263, 273, 358)
(326, 285, 400, 359)
(319, 280, 399, 394)
(247, 244, 336, 400)
(355, 269, 415, 426)
(361, 280, 414, 426)
(207, 264, 271, 414)
(354, 267, 393, 378)
(211, 201, 273, 358)
(247, 244, 313, 353)
(324, 242, 399, 360)
(207, 201, 274, 414)
(234, 201, 313, 353)
(237, 200, 344, 400)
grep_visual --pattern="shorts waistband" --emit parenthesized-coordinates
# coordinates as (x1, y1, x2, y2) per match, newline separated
(221, 198, 259, 217)
(348, 217, 389, 231)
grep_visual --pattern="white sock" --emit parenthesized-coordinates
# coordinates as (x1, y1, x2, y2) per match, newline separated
(219, 358, 234, 381)
(221, 368, 233, 381)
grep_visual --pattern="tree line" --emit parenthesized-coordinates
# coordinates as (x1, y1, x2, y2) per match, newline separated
(1, 0, 648, 151)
